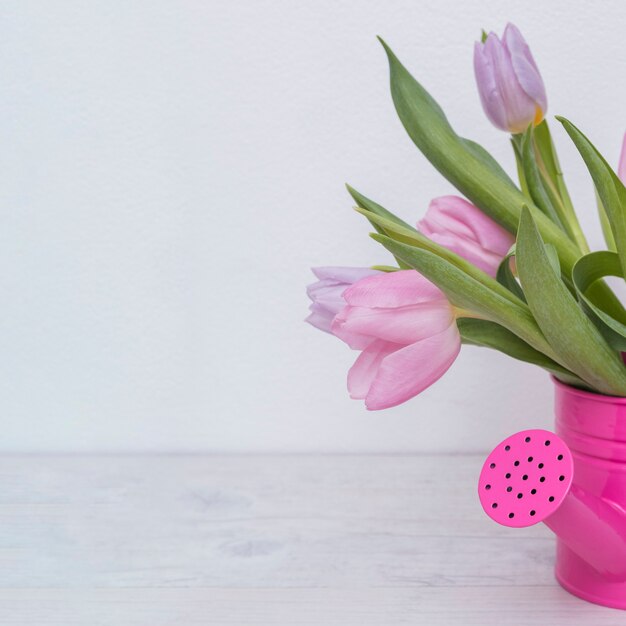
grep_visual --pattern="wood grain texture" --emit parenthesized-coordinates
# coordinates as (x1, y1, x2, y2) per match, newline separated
(0, 454, 622, 624)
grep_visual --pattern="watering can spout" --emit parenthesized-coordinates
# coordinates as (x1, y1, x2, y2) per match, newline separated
(478, 429, 626, 580)
(544, 483, 626, 579)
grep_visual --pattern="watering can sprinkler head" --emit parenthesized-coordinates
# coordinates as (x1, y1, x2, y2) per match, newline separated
(478, 428, 626, 585)
(478, 429, 573, 528)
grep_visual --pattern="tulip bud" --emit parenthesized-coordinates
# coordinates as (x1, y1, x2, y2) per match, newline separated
(332, 270, 461, 410)
(418, 195, 514, 277)
(474, 23, 547, 134)
(331, 271, 461, 410)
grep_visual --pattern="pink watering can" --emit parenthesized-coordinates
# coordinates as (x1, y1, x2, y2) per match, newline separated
(478, 378, 626, 610)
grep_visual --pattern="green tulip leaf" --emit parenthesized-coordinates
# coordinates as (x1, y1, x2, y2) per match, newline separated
(346, 184, 416, 233)
(532, 121, 588, 252)
(572, 251, 626, 350)
(596, 190, 618, 252)
(370, 232, 565, 367)
(516, 207, 626, 395)
(457, 317, 586, 388)
(533, 121, 561, 184)
(496, 243, 559, 302)
(359, 207, 525, 308)
(496, 246, 526, 302)
(377, 37, 582, 275)
(518, 127, 565, 229)
(460, 137, 515, 186)
(512, 125, 589, 253)
(346, 185, 414, 268)
(557, 116, 626, 278)
(371, 40, 621, 315)
(510, 137, 532, 201)
(370, 265, 399, 272)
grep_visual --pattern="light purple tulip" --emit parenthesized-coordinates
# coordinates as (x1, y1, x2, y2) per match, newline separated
(306, 266, 380, 334)
(418, 195, 514, 277)
(331, 270, 461, 410)
(474, 23, 547, 133)
(619, 132, 626, 184)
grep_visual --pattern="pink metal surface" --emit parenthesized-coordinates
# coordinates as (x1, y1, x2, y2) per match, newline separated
(478, 380, 626, 610)
(553, 379, 626, 609)
(478, 429, 573, 528)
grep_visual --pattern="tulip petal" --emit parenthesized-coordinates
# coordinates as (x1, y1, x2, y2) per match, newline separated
(333, 301, 454, 345)
(423, 231, 504, 277)
(306, 267, 382, 338)
(503, 23, 547, 114)
(364, 322, 461, 410)
(347, 339, 399, 400)
(311, 266, 379, 283)
(474, 39, 508, 131)
(418, 195, 514, 275)
(485, 32, 536, 134)
(305, 302, 335, 334)
(306, 280, 347, 313)
(420, 196, 514, 256)
(343, 270, 445, 308)
(331, 307, 376, 350)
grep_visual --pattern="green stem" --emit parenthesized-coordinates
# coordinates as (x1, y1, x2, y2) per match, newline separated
(510, 135, 531, 201)
(533, 121, 590, 253)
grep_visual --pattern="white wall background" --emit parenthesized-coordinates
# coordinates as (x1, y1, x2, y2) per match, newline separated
(1, 0, 625, 452)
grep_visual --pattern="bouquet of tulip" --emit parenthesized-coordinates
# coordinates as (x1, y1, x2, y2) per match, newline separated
(306, 23, 626, 410)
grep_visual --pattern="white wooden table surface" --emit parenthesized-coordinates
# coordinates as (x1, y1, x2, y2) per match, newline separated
(1, 454, 624, 625)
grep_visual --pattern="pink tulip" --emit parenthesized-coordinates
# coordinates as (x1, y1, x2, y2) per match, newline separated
(474, 23, 547, 133)
(331, 270, 461, 410)
(619, 132, 626, 184)
(418, 195, 514, 277)
(306, 266, 380, 334)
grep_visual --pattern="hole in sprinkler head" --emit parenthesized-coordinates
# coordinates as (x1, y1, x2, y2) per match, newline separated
(531, 488, 537, 495)
(549, 496, 555, 502)
(505, 473, 511, 479)
(530, 510, 536, 516)
(538, 463, 544, 469)
(492, 503, 498, 509)
(527, 456, 533, 462)
(517, 493, 523, 499)
(522, 475, 528, 480)
(557, 454, 563, 461)
(508, 512, 515, 519)
(505, 445, 510, 451)
(539, 476, 546, 483)
(485, 484, 491, 490)
(506, 486, 513, 493)
(525, 436, 531, 443)
(545, 440, 551, 446)
(559, 475, 565, 481)
(514, 460, 520, 466)
(490, 463, 496, 469)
